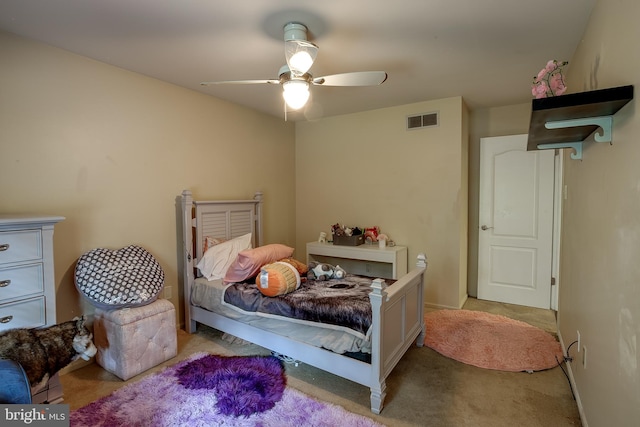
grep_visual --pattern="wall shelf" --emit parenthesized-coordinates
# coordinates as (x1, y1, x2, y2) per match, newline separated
(527, 85, 634, 159)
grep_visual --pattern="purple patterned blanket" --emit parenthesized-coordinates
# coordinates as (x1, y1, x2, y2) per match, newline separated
(223, 275, 381, 336)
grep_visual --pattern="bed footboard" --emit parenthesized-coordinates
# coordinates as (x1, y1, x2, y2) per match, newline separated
(368, 253, 427, 413)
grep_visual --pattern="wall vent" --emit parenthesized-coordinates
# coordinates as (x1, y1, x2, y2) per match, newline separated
(407, 111, 439, 130)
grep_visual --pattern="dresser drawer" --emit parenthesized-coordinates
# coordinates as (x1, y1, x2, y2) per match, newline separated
(0, 296, 46, 331)
(0, 263, 44, 303)
(0, 230, 43, 265)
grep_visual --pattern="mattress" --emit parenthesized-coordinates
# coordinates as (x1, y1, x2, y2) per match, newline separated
(191, 277, 371, 354)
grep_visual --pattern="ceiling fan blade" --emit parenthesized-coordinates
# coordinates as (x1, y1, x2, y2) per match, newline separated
(312, 71, 388, 87)
(200, 79, 279, 86)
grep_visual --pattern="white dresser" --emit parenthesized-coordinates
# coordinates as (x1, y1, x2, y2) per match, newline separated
(0, 215, 64, 332)
(306, 241, 408, 279)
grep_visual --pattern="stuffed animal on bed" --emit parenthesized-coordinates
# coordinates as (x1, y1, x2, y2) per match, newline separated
(0, 316, 97, 389)
(307, 262, 347, 281)
(255, 258, 308, 297)
(333, 265, 347, 279)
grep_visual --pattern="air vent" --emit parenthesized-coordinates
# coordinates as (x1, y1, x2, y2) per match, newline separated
(407, 112, 439, 130)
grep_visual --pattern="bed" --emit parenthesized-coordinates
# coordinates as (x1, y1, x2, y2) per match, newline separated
(178, 189, 427, 414)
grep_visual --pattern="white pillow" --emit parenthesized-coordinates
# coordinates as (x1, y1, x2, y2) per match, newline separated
(196, 233, 252, 280)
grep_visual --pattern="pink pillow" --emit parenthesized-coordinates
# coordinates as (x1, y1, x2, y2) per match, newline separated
(224, 244, 294, 283)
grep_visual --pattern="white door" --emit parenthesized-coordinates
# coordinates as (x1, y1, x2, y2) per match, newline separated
(478, 135, 555, 309)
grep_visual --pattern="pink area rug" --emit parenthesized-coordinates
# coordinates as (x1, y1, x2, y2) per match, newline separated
(424, 309, 564, 372)
(71, 352, 383, 427)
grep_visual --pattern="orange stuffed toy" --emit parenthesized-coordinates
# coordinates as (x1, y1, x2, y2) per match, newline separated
(255, 258, 308, 297)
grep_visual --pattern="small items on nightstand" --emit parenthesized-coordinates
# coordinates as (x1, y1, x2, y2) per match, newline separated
(318, 231, 327, 243)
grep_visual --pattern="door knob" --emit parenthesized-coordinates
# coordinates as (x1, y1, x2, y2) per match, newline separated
(481, 225, 493, 231)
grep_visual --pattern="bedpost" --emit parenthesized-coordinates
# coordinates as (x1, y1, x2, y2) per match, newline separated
(368, 278, 387, 414)
(181, 190, 196, 333)
(416, 253, 427, 345)
(254, 191, 264, 246)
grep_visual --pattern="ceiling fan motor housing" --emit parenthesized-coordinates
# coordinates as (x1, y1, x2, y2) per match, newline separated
(284, 22, 309, 41)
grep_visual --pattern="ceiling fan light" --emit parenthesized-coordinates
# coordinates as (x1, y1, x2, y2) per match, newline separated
(282, 80, 310, 110)
(285, 40, 318, 76)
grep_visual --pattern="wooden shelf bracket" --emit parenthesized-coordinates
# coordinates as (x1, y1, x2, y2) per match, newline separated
(537, 116, 614, 160)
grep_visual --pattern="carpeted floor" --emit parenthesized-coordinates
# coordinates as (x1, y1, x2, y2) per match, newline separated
(60, 298, 582, 427)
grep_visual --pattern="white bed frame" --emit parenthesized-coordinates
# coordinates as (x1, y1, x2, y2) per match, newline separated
(179, 189, 427, 414)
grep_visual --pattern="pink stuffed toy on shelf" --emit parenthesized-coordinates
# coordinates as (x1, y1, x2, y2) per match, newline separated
(364, 226, 380, 243)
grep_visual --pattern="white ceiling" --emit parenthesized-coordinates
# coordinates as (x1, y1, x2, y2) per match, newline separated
(0, 0, 596, 120)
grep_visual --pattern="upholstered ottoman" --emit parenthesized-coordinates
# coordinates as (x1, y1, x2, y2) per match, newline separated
(93, 299, 177, 380)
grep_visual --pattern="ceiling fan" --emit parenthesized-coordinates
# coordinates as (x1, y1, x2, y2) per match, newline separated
(200, 22, 388, 116)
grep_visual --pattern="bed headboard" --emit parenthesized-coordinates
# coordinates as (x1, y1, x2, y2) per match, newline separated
(179, 189, 263, 331)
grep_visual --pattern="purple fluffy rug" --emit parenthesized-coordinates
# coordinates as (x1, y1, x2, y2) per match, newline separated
(424, 309, 564, 372)
(71, 353, 384, 427)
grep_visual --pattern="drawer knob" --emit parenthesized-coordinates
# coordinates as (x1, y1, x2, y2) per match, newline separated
(0, 315, 13, 324)
(0, 243, 9, 252)
(0, 280, 10, 287)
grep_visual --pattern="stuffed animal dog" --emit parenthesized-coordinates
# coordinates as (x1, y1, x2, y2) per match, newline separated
(307, 262, 347, 281)
(0, 316, 97, 389)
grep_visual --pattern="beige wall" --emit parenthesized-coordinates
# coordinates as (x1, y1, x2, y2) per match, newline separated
(0, 31, 296, 328)
(557, 0, 640, 425)
(295, 97, 468, 309)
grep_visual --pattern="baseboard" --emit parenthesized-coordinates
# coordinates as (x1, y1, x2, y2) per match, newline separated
(424, 302, 461, 310)
(424, 289, 468, 310)
(558, 330, 588, 427)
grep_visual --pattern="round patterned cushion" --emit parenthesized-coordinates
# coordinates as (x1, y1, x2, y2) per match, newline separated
(74, 245, 164, 309)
